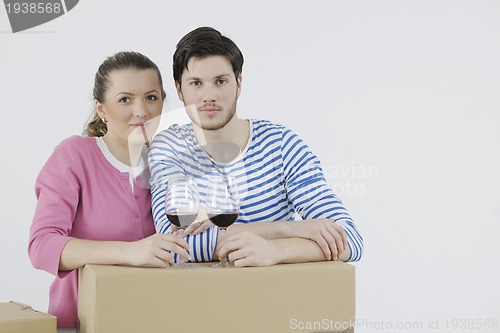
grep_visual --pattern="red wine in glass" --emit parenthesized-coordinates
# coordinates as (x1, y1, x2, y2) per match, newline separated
(207, 212, 239, 228)
(165, 177, 199, 268)
(206, 174, 239, 267)
(167, 213, 198, 228)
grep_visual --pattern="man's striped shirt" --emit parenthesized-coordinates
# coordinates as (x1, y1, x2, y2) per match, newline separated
(149, 119, 363, 262)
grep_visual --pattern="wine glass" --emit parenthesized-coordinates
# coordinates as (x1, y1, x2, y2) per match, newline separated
(165, 177, 199, 268)
(206, 174, 240, 267)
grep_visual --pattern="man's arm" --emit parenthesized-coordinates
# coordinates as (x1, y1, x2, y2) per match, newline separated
(148, 128, 217, 262)
(279, 127, 364, 262)
(226, 219, 349, 261)
(215, 231, 351, 266)
(215, 127, 362, 264)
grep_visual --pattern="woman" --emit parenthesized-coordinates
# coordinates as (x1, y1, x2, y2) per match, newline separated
(28, 51, 190, 329)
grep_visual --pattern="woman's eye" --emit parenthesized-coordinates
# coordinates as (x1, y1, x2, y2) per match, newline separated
(147, 95, 158, 101)
(119, 97, 131, 103)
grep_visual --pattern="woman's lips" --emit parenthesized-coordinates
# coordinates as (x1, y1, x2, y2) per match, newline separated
(130, 121, 149, 127)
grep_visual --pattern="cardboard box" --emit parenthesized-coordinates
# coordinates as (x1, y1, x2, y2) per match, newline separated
(0, 301, 56, 333)
(79, 262, 355, 333)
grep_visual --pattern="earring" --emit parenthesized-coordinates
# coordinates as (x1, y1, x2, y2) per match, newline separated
(101, 117, 108, 124)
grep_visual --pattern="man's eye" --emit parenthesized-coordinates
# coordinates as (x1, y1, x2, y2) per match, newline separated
(119, 97, 131, 103)
(217, 79, 227, 85)
(190, 81, 201, 86)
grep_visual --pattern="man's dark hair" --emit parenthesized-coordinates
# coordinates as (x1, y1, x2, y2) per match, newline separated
(173, 27, 244, 84)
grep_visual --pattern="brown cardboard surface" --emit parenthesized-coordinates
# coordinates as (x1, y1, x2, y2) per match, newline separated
(79, 261, 355, 333)
(0, 301, 56, 333)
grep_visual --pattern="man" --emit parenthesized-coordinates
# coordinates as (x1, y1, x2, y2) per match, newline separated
(149, 27, 363, 266)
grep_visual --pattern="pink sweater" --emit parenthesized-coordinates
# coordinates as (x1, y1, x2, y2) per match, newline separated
(28, 136, 155, 328)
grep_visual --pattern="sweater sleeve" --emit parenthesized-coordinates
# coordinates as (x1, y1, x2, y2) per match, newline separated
(28, 141, 81, 278)
(148, 129, 217, 262)
(281, 128, 364, 262)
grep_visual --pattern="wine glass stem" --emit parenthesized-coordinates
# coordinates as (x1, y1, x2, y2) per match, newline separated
(178, 228, 186, 264)
(220, 227, 229, 264)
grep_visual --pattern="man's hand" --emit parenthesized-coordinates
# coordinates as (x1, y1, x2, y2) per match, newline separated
(289, 219, 348, 261)
(216, 231, 280, 267)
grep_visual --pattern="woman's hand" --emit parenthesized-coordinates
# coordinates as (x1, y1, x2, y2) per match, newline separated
(182, 207, 213, 235)
(125, 233, 191, 267)
(182, 218, 213, 236)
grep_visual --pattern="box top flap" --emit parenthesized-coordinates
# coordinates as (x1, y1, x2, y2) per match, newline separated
(83, 261, 354, 276)
(0, 302, 56, 323)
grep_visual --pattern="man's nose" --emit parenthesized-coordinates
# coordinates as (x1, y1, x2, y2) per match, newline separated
(202, 84, 217, 102)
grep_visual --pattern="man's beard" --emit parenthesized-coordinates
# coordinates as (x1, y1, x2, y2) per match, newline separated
(189, 98, 238, 131)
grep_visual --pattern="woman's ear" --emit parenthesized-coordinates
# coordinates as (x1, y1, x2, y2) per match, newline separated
(96, 100, 106, 122)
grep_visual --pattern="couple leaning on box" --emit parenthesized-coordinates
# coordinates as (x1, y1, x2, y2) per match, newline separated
(28, 27, 363, 328)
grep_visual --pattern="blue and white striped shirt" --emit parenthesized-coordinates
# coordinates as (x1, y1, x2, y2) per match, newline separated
(149, 119, 363, 262)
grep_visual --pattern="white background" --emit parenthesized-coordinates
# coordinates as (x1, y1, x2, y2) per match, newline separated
(1, 1, 499, 332)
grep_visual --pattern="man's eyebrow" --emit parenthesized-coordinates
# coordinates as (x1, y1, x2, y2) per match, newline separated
(215, 74, 231, 79)
(184, 74, 232, 81)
